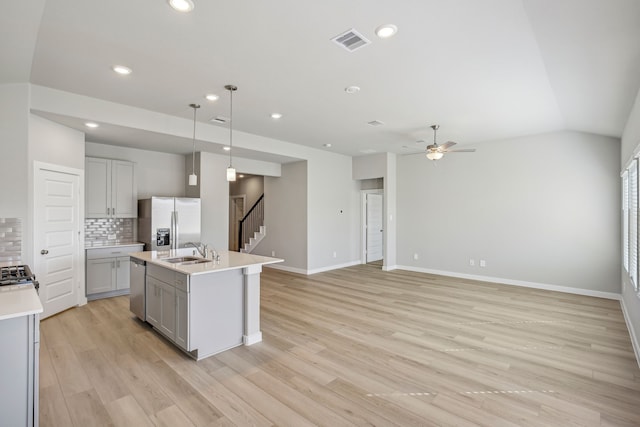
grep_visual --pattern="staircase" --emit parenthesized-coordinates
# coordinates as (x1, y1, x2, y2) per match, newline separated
(238, 194, 265, 254)
(240, 225, 266, 253)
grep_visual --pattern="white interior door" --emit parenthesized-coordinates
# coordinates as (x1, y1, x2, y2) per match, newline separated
(366, 193, 383, 262)
(34, 164, 82, 318)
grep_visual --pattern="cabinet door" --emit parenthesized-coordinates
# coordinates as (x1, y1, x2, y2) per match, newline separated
(85, 157, 111, 218)
(145, 277, 162, 329)
(86, 258, 115, 295)
(112, 160, 137, 218)
(159, 282, 176, 339)
(115, 256, 131, 290)
(175, 289, 188, 350)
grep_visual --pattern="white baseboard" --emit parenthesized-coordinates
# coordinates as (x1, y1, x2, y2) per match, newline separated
(395, 265, 621, 300)
(620, 297, 640, 370)
(307, 260, 361, 275)
(243, 332, 263, 346)
(263, 264, 308, 275)
(264, 260, 361, 276)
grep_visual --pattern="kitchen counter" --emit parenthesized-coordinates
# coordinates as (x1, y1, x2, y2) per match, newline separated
(130, 248, 283, 276)
(131, 248, 283, 359)
(85, 241, 145, 249)
(0, 285, 43, 321)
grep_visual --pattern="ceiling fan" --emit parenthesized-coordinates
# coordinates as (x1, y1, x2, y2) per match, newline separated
(423, 124, 475, 160)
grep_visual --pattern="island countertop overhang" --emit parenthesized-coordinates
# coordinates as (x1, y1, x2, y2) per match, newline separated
(130, 249, 283, 276)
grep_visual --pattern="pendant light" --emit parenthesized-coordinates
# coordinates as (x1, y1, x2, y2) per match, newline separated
(188, 103, 200, 186)
(225, 84, 238, 182)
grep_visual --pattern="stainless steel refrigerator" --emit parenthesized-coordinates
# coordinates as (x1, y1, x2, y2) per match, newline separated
(138, 197, 201, 251)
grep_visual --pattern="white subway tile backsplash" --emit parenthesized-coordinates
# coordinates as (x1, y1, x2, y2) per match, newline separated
(0, 218, 22, 262)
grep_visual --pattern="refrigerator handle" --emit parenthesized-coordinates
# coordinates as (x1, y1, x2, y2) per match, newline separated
(170, 210, 175, 250)
(174, 210, 179, 250)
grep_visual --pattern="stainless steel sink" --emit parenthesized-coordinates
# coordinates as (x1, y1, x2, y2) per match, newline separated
(161, 256, 210, 265)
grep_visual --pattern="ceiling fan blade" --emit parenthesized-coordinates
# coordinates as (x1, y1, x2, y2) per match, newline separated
(446, 148, 476, 153)
(439, 141, 457, 150)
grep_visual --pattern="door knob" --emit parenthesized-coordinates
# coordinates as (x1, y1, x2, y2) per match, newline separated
(41, 249, 49, 255)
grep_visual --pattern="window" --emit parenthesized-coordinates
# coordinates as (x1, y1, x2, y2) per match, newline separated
(629, 160, 638, 290)
(623, 171, 629, 273)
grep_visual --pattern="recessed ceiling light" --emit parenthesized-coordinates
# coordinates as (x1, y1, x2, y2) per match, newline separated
(239, 174, 245, 178)
(112, 65, 132, 75)
(85, 122, 99, 128)
(168, 0, 194, 12)
(345, 86, 360, 94)
(271, 113, 283, 119)
(323, 143, 332, 148)
(223, 146, 231, 151)
(375, 24, 398, 39)
(205, 94, 219, 101)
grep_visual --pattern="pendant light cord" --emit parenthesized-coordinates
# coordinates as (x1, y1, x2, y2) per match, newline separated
(192, 105, 197, 174)
(228, 88, 233, 167)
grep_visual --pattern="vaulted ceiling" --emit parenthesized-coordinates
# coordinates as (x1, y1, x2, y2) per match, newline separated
(3, 0, 640, 157)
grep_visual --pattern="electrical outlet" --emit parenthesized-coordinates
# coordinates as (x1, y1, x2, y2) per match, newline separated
(333, 251, 337, 258)
(413, 253, 419, 260)
(480, 259, 486, 268)
(108, 234, 116, 240)
(271, 250, 276, 257)
(469, 259, 475, 266)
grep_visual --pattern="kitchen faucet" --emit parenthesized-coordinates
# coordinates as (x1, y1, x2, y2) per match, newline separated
(186, 242, 209, 258)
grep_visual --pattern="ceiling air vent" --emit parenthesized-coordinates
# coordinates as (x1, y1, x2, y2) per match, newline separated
(331, 28, 371, 52)
(367, 120, 385, 127)
(211, 116, 229, 124)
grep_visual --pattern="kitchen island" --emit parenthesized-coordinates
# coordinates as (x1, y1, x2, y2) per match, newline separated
(130, 249, 282, 360)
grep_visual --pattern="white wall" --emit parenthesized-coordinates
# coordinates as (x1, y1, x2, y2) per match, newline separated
(397, 130, 620, 295)
(0, 84, 29, 260)
(199, 152, 230, 251)
(0, 84, 29, 220)
(620, 88, 640, 364)
(307, 152, 360, 271)
(86, 142, 185, 198)
(257, 161, 308, 271)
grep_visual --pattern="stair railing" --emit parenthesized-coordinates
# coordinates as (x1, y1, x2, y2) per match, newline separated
(238, 194, 264, 251)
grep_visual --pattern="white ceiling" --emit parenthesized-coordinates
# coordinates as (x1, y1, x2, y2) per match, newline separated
(3, 0, 640, 159)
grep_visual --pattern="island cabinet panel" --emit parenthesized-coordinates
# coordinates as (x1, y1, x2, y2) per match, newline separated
(145, 277, 162, 330)
(175, 289, 188, 350)
(189, 269, 244, 359)
(146, 264, 189, 348)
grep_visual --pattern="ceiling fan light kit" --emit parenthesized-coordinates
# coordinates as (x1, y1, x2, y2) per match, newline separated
(424, 124, 475, 160)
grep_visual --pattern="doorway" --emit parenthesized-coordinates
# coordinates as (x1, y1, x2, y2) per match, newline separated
(229, 195, 246, 251)
(33, 162, 84, 318)
(361, 190, 384, 265)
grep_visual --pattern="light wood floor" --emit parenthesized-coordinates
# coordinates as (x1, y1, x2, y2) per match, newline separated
(40, 264, 640, 426)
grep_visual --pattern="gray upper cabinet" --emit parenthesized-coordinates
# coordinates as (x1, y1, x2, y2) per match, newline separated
(86, 157, 137, 218)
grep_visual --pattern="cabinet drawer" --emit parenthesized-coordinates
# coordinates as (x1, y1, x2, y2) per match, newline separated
(147, 263, 175, 283)
(86, 245, 143, 259)
(174, 273, 188, 292)
(147, 264, 189, 292)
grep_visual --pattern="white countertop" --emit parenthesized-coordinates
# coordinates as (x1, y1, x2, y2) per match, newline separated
(85, 241, 145, 249)
(130, 249, 283, 276)
(0, 285, 43, 321)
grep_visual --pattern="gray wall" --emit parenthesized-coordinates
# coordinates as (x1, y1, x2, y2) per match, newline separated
(620, 88, 640, 361)
(230, 175, 264, 210)
(307, 152, 359, 271)
(256, 161, 308, 271)
(397, 130, 621, 293)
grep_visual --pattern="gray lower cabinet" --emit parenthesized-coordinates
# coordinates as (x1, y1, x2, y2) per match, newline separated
(146, 265, 189, 351)
(0, 313, 39, 427)
(86, 245, 143, 300)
